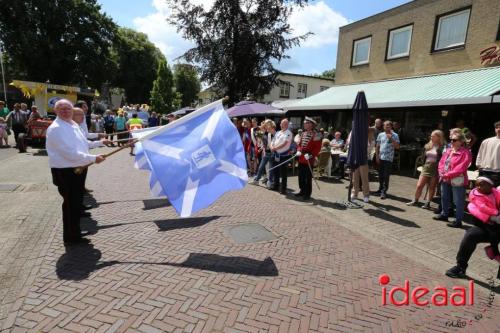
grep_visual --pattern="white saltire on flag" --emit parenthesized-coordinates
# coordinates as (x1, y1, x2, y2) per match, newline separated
(132, 100, 247, 217)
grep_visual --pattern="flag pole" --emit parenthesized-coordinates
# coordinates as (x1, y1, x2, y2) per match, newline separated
(74, 139, 138, 174)
(0, 43, 8, 104)
(74, 96, 230, 175)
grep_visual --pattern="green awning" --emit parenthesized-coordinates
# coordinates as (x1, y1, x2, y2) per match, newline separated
(284, 67, 500, 111)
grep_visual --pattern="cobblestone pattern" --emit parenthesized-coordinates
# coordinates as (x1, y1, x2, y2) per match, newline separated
(5, 150, 499, 332)
(283, 171, 499, 280)
(0, 149, 60, 330)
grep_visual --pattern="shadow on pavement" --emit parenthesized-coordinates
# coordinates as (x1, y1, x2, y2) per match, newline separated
(154, 216, 221, 231)
(91, 198, 171, 209)
(470, 276, 500, 295)
(386, 193, 413, 204)
(142, 198, 171, 210)
(57, 250, 278, 279)
(364, 208, 421, 228)
(369, 201, 405, 212)
(31, 149, 48, 156)
(56, 243, 114, 281)
(167, 253, 278, 276)
(285, 194, 347, 210)
(80, 216, 222, 235)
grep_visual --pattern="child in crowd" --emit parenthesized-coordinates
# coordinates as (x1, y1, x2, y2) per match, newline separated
(0, 117, 8, 147)
(467, 176, 500, 262)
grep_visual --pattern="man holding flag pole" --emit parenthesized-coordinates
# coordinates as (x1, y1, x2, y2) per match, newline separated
(46, 99, 107, 245)
(80, 98, 248, 218)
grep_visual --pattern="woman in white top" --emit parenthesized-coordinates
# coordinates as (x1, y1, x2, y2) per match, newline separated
(407, 130, 445, 209)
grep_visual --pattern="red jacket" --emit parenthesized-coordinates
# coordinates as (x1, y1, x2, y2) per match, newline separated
(438, 147, 472, 186)
(297, 130, 322, 165)
(467, 188, 500, 224)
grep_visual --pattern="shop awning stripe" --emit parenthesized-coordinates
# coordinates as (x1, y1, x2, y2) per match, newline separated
(284, 67, 500, 110)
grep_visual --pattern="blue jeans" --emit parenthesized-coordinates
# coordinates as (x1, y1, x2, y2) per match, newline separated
(254, 153, 271, 181)
(440, 182, 465, 223)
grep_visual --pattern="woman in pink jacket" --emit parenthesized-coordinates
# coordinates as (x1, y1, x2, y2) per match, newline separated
(433, 132, 472, 228)
(446, 176, 500, 278)
(467, 177, 500, 261)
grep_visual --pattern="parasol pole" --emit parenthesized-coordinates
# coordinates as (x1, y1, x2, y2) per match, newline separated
(0, 43, 7, 104)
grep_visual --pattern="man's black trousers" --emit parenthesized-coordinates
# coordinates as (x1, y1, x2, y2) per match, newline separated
(51, 168, 84, 243)
(298, 163, 312, 198)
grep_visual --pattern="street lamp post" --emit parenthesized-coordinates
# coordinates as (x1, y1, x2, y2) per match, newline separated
(0, 43, 7, 104)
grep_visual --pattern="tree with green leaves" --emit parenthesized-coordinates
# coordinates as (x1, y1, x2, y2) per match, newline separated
(0, 0, 117, 88)
(112, 27, 165, 104)
(321, 68, 336, 80)
(174, 64, 200, 107)
(150, 59, 175, 113)
(167, 0, 310, 105)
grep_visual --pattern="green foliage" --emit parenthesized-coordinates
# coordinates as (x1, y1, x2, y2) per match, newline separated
(0, 0, 117, 87)
(321, 68, 336, 79)
(112, 27, 165, 104)
(150, 59, 175, 113)
(167, 0, 310, 106)
(174, 64, 200, 107)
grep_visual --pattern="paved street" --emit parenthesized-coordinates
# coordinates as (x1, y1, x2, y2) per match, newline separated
(0, 147, 499, 332)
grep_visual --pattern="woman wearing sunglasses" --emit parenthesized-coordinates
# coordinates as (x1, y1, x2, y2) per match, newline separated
(433, 132, 472, 228)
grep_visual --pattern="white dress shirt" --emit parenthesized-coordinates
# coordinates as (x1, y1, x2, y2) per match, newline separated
(79, 121, 99, 140)
(273, 129, 293, 154)
(46, 117, 101, 168)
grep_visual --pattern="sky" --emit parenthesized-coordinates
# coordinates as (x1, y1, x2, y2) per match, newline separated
(97, 0, 412, 75)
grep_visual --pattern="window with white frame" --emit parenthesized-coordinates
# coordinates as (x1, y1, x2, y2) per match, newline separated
(352, 36, 371, 66)
(297, 83, 307, 98)
(387, 25, 413, 59)
(434, 8, 470, 51)
(279, 81, 290, 98)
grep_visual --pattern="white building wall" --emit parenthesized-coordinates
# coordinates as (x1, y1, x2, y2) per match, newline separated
(196, 73, 335, 107)
(260, 74, 334, 104)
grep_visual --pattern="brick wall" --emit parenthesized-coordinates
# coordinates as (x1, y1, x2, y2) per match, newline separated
(335, 0, 500, 84)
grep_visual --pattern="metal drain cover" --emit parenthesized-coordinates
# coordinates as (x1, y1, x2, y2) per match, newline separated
(225, 223, 277, 244)
(0, 184, 20, 192)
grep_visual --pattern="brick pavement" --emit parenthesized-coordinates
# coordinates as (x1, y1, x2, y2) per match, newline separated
(283, 171, 499, 281)
(1, 148, 499, 332)
(0, 148, 60, 330)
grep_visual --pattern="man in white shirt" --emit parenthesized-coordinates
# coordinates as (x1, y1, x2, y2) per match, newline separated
(73, 107, 107, 212)
(476, 121, 500, 186)
(270, 118, 293, 194)
(46, 99, 107, 245)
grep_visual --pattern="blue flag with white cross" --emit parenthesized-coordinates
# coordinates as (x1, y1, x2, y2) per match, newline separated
(132, 100, 248, 217)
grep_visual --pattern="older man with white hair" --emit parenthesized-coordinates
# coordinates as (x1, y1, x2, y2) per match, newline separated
(270, 118, 293, 194)
(46, 99, 107, 246)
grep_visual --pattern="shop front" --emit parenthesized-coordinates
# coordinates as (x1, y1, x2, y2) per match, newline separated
(284, 67, 500, 153)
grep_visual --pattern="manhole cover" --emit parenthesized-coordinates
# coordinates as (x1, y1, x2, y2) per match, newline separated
(0, 184, 20, 192)
(224, 223, 277, 244)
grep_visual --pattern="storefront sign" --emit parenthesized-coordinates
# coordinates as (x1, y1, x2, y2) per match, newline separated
(480, 46, 500, 65)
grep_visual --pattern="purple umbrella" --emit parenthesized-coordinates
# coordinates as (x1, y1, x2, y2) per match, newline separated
(226, 101, 285, 117)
